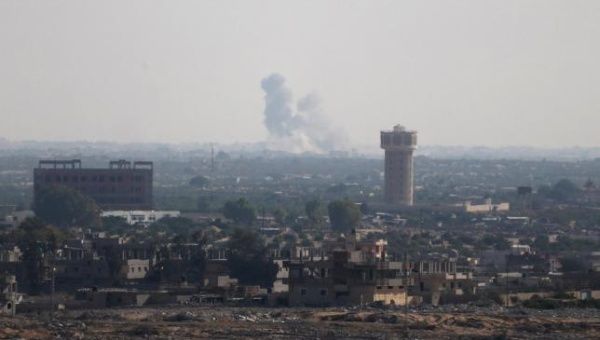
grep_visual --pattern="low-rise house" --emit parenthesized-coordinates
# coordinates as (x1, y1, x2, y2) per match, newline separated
(0, 246, 21, 263)
(124, 259, 150, 280)
(461, 199, 510, 214)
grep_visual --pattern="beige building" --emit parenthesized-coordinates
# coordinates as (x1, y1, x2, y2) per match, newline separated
(380, 125, 417, 206)
(462, 199, 510, 213)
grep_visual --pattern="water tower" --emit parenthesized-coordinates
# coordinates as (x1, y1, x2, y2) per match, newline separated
(380, 125, 417, 206)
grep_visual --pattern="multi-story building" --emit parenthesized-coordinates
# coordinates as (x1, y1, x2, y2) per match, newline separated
(286, 236, 411, 306)
(33, 159, 153, 210)
(380, 125, 417, 206)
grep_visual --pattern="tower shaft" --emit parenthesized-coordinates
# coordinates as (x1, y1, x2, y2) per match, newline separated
(380, 125, 417, 206)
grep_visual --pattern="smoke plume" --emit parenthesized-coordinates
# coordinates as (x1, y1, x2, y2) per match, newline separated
(261, 73, 346, 153)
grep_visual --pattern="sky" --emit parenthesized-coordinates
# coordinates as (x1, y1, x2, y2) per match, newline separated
(1, 1, 599, 149)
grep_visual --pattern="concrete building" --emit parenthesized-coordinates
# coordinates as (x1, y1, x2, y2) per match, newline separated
(286, 236, 411, 307)
(286, 249, 408, 307)
(100, 210, 180, 226)
(380, 125, 417, 206)
(462, 199, 510, 214)
(33, 159, 153, 210)
(124, 259, 150, 280)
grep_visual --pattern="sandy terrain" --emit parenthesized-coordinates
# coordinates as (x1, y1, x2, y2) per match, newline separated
(2, 306, 599, 339)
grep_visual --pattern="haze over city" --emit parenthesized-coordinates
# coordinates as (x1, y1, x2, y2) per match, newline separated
(5, 1, 600, 338)
(1, 1, 600, 150)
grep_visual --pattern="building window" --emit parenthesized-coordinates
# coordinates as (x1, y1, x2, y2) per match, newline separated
(320, 289, 327, 296)
(300, 288, 307, 296)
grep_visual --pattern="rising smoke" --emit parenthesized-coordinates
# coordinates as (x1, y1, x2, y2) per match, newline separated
(261, 73, 346, 153)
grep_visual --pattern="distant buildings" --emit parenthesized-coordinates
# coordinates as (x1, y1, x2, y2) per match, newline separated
(285, 234, 469, 307)
(381, 125, 417, 206)
(286, 237, 409, 306)
(33, 159, 153, 210)
(462, 199, 510, 214)
(101, 210, 180, 226)
(0, 205, 34, 228)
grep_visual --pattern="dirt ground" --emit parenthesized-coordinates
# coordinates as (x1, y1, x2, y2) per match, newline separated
(2, 306, 600, 339)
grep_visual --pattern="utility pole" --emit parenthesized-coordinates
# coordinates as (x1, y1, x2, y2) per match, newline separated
(505, 255, 509, 308)
(51, 266, 56, 318)
(404, 251, 409, 339)
(210, 143, 215, 173)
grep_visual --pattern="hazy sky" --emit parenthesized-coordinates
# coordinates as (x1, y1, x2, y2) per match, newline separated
(1, 1, 599, 148)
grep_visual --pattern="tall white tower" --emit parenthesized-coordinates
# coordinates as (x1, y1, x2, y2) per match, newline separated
(380, 125, 417, 206)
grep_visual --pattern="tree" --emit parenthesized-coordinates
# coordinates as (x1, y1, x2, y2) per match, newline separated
(539, 179, 580, 201)
(222, 198, 256, 225)
(481, 234, 511, 251)
(101, 216, 130, 234)
(327, 199, 361, 233)
(359, 202, 370, 215)
(16, 218, 69, 294)
(227, 228, 278, 287)
(149, 216, 196, 235)
(34, 184, 100, 228)
(560, 257, 587, 273)
(196, 196, 211, 212)
(104, 246, 125, 286)
(273, 208, 287, 225)
(189, 175, 210, 187)
(305, 199, 324, 225)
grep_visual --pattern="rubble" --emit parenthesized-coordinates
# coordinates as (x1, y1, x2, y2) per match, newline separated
(0, 305, 598, 339)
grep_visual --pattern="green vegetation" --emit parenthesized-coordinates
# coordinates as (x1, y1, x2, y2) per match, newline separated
(100, 216, 130, 234)
(327, 199, 361, 233)
(482, 234, 511, 251)
(189, 175, 210, 187)
(16, 218, 69, 293)
(227, 228, 278, 288)
(538, 178, 580, 201)
(305, 199, 325, 226)
(223, 198, 257, 226)
(33, 184, 100, 228)
(149, 216, 198, 236)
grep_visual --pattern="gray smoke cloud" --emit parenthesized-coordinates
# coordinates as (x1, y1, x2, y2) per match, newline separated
(261, 73, 346, 153)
